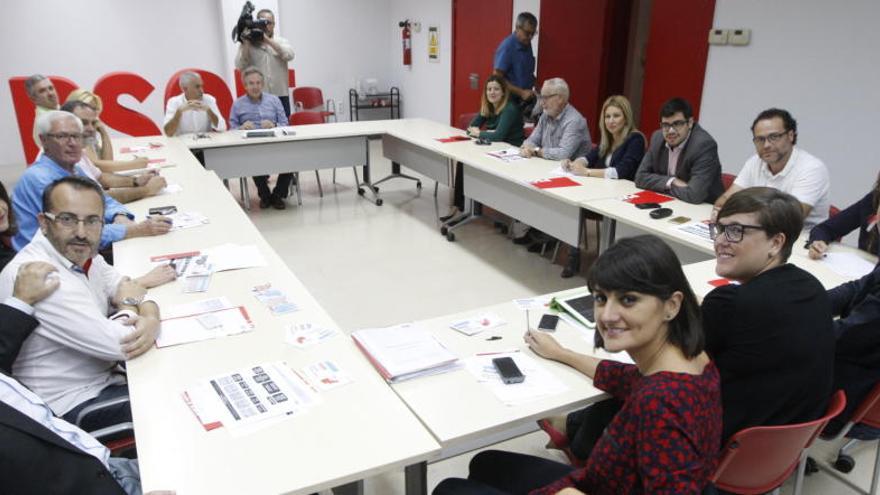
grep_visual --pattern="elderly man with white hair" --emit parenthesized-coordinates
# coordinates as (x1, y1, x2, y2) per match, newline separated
(163, 71, 226, 136)
(514, 78, 591, 274)
(12, 111, 172, 251)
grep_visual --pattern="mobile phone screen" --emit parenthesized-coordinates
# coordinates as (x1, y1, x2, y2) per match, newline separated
(492, 357, 525, 384)
(537, 314, 559, 331)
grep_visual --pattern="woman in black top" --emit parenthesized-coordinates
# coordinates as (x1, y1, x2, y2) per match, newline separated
(807, 170, 880, 259)
(0, 181, 17, 271)
(703, 187, 835, 442)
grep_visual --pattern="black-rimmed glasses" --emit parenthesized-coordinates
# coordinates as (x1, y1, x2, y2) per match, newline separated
(708, 222, 765, 243)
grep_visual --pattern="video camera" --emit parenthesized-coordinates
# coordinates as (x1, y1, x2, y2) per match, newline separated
(231, 1, 270, 43)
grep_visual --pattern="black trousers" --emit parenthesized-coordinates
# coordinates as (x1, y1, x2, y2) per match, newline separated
(253, 174, 294, 200)
(433, 450, 575, 495)
(566, 397, 623, 460)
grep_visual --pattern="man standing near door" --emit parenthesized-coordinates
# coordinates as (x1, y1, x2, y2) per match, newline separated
(493, 12, 537, 111)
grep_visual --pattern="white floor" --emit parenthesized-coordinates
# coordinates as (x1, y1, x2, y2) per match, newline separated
(237, 141, 873, 495)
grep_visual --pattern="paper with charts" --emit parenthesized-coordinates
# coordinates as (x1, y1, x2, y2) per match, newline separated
(487, 147, 525, 163)
(182, 361, 318, 433)
(464, 352, 568, 406)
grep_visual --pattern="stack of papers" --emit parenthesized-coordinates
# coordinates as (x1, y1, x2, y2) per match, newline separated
(676, 221, 713, 243)
(464, 352, 568, 406)
(167, 211, 209, 231)
(352, 323, 459, 383)
(158, 297, 254, 347)
(449, 312, 506, 336)
(487, 147, 525, 162)
(182, 361, 317, 432)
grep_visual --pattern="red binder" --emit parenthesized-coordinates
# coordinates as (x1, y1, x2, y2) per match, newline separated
(623, 190, 674, 204)
(530, 177, 581, 189)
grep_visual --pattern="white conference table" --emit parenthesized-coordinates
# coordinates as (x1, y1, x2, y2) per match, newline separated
(112, 136, 440, 495)
(390, 288, 615, 449)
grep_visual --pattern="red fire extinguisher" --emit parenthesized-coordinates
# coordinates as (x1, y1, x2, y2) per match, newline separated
(400, 20, 412, 67)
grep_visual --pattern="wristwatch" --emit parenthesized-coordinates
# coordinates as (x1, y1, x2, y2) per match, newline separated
(121, 296, 143, 307)
(534, 147, 541, 156)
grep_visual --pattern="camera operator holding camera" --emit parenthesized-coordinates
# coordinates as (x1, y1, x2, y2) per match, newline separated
(234, 7, 295, 116)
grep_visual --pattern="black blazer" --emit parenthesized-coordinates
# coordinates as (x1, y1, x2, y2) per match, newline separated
(583, 131, 646, 181)
(634, 123, 724, 204)
(0, 304, 125, 495)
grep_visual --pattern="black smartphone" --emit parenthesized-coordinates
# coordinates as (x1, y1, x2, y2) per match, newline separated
(475, 137, 491, 145)
(492, 357, 525, 384)
(148, 205, 177, 215)
(537, 314, 559, 332)
(635, 202, 661, 210)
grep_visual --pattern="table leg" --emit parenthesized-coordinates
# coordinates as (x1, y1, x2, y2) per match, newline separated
(356, 137, 383, 206)
(599, 217, 616, 253)
(331, 479, 364, 495)
(405, 461, 428, 495)
(239, 178, 251, 211)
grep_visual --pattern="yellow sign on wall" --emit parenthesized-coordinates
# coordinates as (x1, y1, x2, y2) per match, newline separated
(428, 26, 440, 63)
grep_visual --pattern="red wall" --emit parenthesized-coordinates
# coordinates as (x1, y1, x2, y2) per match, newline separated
(537, 0, 610, 142)
(639, 0, 716, 134)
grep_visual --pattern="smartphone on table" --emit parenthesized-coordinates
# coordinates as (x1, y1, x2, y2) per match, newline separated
(492, 357, 525, 384)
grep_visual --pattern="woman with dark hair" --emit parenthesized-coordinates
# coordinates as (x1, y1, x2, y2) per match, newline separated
(807, 170, 880, 259)
(703, 187, 835, 442)
(443, 75, 524, 222)
(434, 235, 721, 495)
(0, 181, 18, 271)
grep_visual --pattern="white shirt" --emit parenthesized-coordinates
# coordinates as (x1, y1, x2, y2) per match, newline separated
(0, 231, 132, 416)
(235, 35, 295, 98)
(0, 369, 110, 467)
(734, 147, 830, 229)
(75, 154, 103, 182)
(163, 93, 227, 135)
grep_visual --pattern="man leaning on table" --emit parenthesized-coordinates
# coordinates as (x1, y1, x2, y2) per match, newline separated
(711, 108, 830, 229)
(635, 97, 724, 204)
(163, 71, 227, 137)
(0, 260, 175, 495)
(0, 176, 173, 433)
(12, 110, 172, 251)
(229, 66, 293, 210)
(516, 78, 591, 258)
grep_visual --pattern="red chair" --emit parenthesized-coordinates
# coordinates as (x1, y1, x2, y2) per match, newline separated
(288, 111, 359, 195)
(722, 172, 737, 190)
(710, 390, 846, 495)
(292, 87, 336, 122)
(814, 382, 880, 494)
(456, 112, 477, 131)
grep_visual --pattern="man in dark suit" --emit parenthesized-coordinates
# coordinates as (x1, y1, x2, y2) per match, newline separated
(635, 97, 724, 204)
(0, 261, 173, 495)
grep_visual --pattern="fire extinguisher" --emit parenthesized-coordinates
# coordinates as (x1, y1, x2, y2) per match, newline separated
(399, 20, 412, 67)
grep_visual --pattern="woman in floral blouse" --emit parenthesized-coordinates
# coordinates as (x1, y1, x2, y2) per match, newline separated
(433, 235, 722, 495)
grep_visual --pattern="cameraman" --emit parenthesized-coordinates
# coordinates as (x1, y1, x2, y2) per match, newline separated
(235, 8, 295, 116)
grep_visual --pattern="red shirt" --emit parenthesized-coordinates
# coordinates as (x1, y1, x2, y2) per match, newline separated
(532, 360, 722, 495)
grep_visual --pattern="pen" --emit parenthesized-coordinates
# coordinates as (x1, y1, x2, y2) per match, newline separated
(486, 336, 502, 341)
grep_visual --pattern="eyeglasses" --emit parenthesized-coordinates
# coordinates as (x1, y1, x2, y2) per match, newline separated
(660, 120, 689, 132)
(752, 131, 789, 146)
(45, 133, 84, 143)
(708, 222, 765, 243)
(44, 212, 103, 230)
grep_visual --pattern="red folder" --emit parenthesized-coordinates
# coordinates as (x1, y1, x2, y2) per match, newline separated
(435, 135, 471, 143)
(530, 177, 581, 189)
(623, 190, 674, 204)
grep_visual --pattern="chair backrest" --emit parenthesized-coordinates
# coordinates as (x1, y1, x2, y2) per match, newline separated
(711, 390, 846, 494)
(456, 112, 478, 131)
(850, 382, 880, 428)
(292, 86, 324, 112)
(289, 111, 325, 126)
(722, 172, 736, 190)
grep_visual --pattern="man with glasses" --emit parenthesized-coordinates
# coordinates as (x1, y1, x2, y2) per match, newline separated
(635, 97, 724, 204)
(0, 176, 163, 432)
(11, 111, 172, 251)
(235, 8, 295, 116)
(494, 12, 538, 110)
(711, 108, 830, 229)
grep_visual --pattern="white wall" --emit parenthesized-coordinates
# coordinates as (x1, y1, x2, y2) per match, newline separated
(386, 0, 452, 123)
(700, 0, 880, 209)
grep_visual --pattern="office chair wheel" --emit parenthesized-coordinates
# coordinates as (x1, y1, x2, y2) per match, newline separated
(374, 186, 380, 192)
(358, 188, 365, 195)
(376, 198, 383, 206)
(834, 454, 856, 473)
(440, 226, 448, 236)
(416, 181, 422, 189)
(446, 232, 455, 242)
